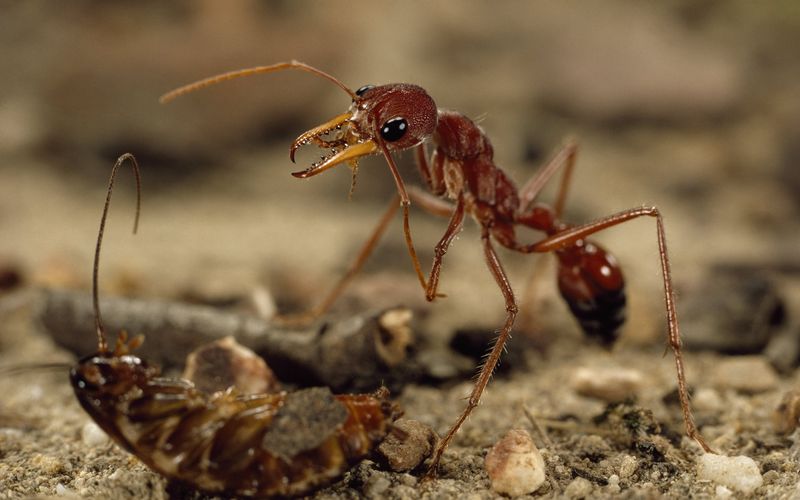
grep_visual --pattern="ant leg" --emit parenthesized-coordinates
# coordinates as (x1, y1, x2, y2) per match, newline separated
(517, 142, 577, 330)
(273, 195, 400, 327)
(422, 197, 465, 302)
(378, 142, 431, 294)
(407, 185, 453, 218)
(518, 206, 713, 453)
(426, 226, 518, 477)
(414, 143, 445, 196)
(518, 140, 578, 216)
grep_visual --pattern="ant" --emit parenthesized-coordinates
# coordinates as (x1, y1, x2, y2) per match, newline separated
(71, 154, 398, 497)
(161, 61, 713, 475)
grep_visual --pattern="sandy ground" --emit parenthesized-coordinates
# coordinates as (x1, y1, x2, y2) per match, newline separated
(2, 1, 800, 498)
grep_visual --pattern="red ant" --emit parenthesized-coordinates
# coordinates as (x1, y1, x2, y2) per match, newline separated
(161, 61, 713, 475)
(71, 154, 398, 497)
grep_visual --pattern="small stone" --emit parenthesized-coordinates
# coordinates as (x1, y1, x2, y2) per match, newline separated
(363, 472, 391, 499)
(715, 485, 733, 499)
(709, 356, 779, 394)
(682, 269, 784, 354)
(693, 388, 723, 412)
(81, 421, 109, 447)
(617, 454, 638, 479)
(485, 429, 546, 497)
(377, 419, 437, 472)
(375, 308, 414, 367)
(606, 473, 621, 494)
(564, 477, 594, 499)
(696, 453, 763, 494)
(55, 483, 70, 496)
(772, 389, 800, 433)
(32, 454, 65, 474)
(571, 366, 643, 402)
(182, 336, 279, 395)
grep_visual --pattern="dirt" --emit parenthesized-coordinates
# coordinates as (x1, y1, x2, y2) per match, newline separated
(2, 2, 800, 498)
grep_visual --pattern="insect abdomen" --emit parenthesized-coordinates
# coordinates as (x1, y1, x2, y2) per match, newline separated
(72, 356, 395, 497)
(557, 240, 626, 346)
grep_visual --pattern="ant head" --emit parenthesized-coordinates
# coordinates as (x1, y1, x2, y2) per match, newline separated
(352, 83, 437, 151)
(289, 83, 437, 179)
(160, 61, 439, 191)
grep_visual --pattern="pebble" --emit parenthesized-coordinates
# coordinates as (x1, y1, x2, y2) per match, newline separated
(772, 389, 800, 434)
(571, 366, 644, 402)
(363, 473, 391, 499)
(564, 477, 594, 499)
(376, 419, 438, 472)
(715, 485, 733, 498)
(182, 336, 279, 395)
(617, 454, 638, 479)
(606, 474, 621, 494)
(682, 269, 783, 354)
(696, 453, 763, 494)
(484, 429, 546, 497)
(81, 421, 109, 447)
(709, 356, 779, 393)
(692, 387, 723, 412)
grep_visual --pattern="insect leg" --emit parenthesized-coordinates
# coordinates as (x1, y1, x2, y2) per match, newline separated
(517, 140, 578, 217)
(422, 197, 465, 302)
(273, 195, 400, 327)
(426, 225, 518, 477)
(515, 206, 713, 453)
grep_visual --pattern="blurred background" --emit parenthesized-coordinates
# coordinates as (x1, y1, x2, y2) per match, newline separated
(1, 0, 799, 346)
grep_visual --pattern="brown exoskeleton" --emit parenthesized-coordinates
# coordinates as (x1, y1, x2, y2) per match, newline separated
(161, 61, 713, 476)
(71, 154, 399, 497)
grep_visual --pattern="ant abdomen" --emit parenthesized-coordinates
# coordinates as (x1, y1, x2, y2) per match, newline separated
(556, 240, 626, 346)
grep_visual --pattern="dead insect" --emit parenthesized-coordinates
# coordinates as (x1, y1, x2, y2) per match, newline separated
(161, 61, 712, 475)
(71, 153, 399, 497)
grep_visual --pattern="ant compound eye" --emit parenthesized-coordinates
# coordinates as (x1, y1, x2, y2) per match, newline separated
(355, 85, 374, 97)
(380, 117, 408, 142)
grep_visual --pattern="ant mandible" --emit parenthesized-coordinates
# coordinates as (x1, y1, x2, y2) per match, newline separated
(161, 61, 713, 476)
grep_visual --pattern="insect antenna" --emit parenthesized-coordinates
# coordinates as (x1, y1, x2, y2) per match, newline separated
(93, 153, 142, 353)
(159, 60, 357, 103)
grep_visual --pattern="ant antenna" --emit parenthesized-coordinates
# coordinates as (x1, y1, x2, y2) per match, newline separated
(159, 60, 357, 103)
(93, 153, 142, 353)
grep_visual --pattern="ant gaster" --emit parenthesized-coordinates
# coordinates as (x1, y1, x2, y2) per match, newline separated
(161, 61, 713, 475)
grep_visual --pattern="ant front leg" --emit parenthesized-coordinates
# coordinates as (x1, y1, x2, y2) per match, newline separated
(426, 224, 518, 477)
(522, 206, 713, 453)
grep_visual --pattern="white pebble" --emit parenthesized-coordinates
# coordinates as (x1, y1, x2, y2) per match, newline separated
(697, 453, 763, 494)
(564, 477, 594, 499)
(571, 366, 644, 402)
(606, 473, 621, 494)
(715, 485, 733, 498)
(692, 388, 723, 412)
(55, 483, 70, 495)
(485, 429, 546, 496)
(81, 421, 109, 447)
